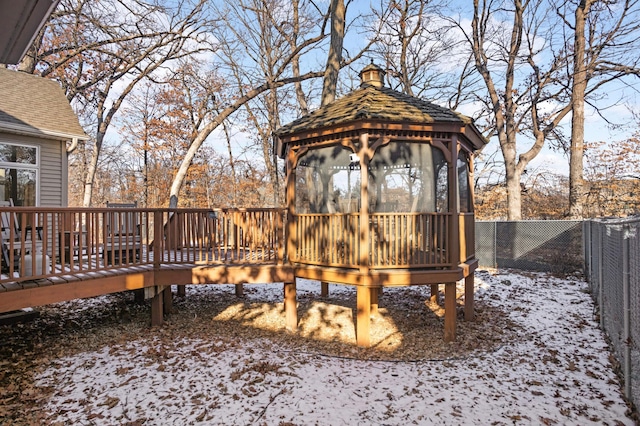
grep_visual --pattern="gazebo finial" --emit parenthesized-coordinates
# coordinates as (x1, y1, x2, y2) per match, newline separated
(359, 61, 385, 88)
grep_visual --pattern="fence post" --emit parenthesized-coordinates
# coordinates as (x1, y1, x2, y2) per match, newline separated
(598, 223, 604, 329)
(623, 223, 631, 398)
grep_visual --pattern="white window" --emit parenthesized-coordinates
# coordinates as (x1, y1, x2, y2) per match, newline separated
(0, 143, 38, 206)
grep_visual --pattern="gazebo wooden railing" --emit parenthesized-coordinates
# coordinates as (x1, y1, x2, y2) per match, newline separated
(291, 212, 459, 268)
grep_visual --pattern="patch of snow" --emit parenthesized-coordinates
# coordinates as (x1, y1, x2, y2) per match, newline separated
(35, 270, 633, 425)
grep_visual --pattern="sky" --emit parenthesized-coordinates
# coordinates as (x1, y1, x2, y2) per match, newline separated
(98, 0, 640, 183)
(33, 271, 634, 424)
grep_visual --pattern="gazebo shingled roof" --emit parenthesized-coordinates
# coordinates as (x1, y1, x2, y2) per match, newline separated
(276, 82, 486, 152)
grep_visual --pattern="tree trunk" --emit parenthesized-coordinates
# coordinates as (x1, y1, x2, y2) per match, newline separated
(82, 132, 104, 207)
(320, 0, 345, 106)
(568, 0, 590, 219)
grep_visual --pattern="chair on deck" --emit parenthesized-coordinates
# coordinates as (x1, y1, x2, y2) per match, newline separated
(104, 201, 141, 264)
(0, 199, 43, 273)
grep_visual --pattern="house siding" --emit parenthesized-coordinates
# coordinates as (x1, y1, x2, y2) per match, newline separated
(0, 132, 66, 207)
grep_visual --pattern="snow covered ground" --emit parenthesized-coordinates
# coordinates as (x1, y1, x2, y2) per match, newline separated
(34, 270, 634, 425)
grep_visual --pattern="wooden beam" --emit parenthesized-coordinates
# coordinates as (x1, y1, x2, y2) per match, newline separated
(134, 288, 145, 304)
(356, 286, 371, 347)
(0, 270, 155, 313)
(177, 285, 186, 297)
(464, 273, 474, 321)
(444, 282, 457, 342)
(151, 287, 163, 327)
(235, 284, 244, 297)
(284, 282, 297, 332)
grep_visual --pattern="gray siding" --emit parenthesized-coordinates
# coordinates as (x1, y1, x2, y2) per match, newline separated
(0, 132, 66, 207)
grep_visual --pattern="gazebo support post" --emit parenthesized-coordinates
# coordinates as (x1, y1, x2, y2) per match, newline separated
(444, 282, 457, 342)
(321, 281, 329, 296)
(464, 273, 475, 321)
(356, 286, 372, 347)
(284, 281, 297, 332)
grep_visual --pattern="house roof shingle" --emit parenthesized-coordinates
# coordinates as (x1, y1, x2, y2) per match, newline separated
(0, 67, 87, 140)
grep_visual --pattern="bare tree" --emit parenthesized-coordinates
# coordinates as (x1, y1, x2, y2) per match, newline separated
(371, 0, 462, 100)
(557, 0, 640, 218)
(455, 0, 573, 220)
(321, 0, 346, 105)
(26, 0, 211, 206)
(168, 0, 372, 207)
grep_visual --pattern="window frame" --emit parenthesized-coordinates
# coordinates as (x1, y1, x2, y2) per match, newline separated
(0, 142, 40, 206)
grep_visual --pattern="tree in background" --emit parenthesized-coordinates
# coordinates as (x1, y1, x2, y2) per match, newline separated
(556, 0, 640, 218)
(371, 0, 469, 103)
(583, 137, 640, 217)
(26, 0, 211, 206)
(455, 0, 573, 220)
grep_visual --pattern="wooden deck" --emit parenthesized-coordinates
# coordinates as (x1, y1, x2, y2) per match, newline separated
(0, 206, 476, 346)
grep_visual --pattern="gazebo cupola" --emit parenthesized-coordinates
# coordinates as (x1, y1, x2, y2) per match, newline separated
(276, 63, 487, 347)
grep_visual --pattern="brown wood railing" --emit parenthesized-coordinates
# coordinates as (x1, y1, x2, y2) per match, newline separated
(291, 213, 360, 267)
(0, 206, 469, 285)
(460, 213, 475, 262)
(0, 207, 285, 285)
(292, 212, 454, 269)
(370, 212, 452, 268)
(159, 208, 285, 264)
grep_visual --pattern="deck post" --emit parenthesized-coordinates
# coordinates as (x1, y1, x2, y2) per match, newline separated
(177, 285, 186, 297)
(370, 287, 379, 316)
(321, 281, 329, 296)
(235, 284, 244, 297)
(444, 282, 457, 342)
(163, 285, 173, 314)
(430, 284, 439, 304)
(134, 289, 145, 304)
(284, 281, 297, 332)
(464, 273, 474, 321)
(151, 287, 163, 327)
(356, 286, 371, 347)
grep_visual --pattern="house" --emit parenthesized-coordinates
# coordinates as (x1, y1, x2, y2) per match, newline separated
(0, 67, 87, 206)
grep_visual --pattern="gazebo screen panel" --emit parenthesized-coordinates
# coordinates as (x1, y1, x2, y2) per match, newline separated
(458, 152, 471, 213)
(295, 145, 360, 214)
(369, 142, 448, 213)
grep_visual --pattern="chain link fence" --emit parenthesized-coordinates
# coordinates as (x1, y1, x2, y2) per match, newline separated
(475, 220, 584, 273)
(476, 218, 638, 411)
(585, 218, 640, 412)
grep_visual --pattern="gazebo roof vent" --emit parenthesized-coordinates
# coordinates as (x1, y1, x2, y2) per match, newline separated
(359, 61, 385, 88)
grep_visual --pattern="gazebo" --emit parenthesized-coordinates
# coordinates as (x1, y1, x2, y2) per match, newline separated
(276, 63, 487, 347)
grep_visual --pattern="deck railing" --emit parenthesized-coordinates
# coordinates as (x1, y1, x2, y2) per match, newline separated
(0, 207, 285, 285)
(0, 206, 468, 285)
(292, 212, 454, 269)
